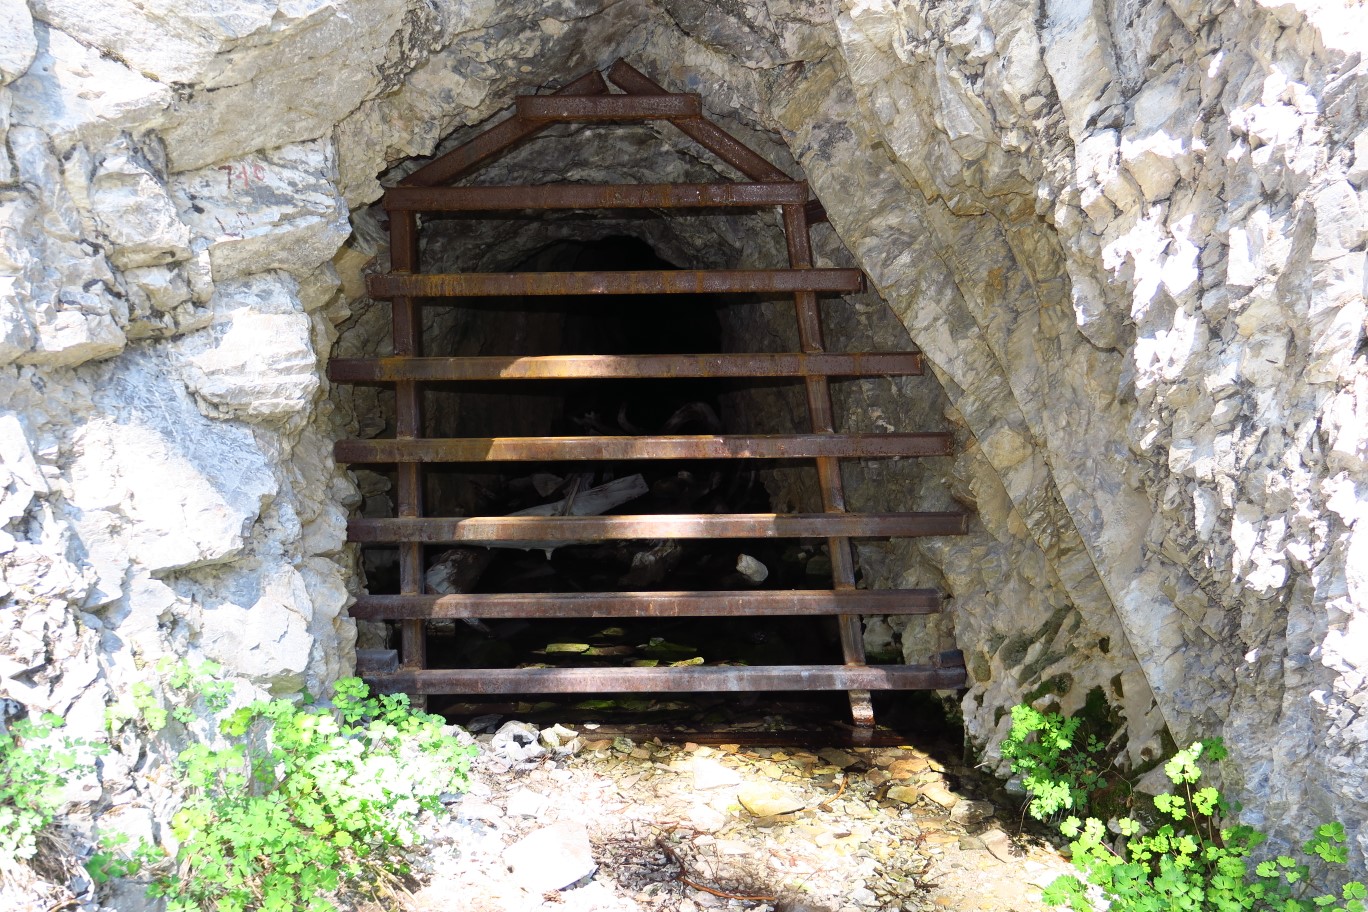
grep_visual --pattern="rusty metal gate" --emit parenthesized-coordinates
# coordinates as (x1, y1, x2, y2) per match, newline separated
(330, 60, 969, 733)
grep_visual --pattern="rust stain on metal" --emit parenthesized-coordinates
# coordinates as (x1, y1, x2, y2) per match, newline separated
(327, 352, 924, 382)
(335, 433, 954, 463)
(384, 181, 809, 211)
(606, 59, 790, 183)
(349, 589, 942, 620)
(366, 268, 865, 299)
(347, 512, 970, 544)
(365, 664, 968, 695)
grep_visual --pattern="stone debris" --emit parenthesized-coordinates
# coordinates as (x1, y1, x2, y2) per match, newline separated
(690, 757, 742, 791)
(502, 820, 598, 894)
(736, 781, 806, 818)
(949, 799, 996, 825)
(368, 730, 1076, 912)
(489, 721, 548, 766)
(734, 553, 768, 584)
(540, 723, 583, 756)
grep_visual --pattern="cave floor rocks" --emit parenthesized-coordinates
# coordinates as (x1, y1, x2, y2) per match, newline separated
(358, 726, 1075, 912)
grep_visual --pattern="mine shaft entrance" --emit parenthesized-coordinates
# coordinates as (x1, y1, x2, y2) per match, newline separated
(330, 60, 970, 736)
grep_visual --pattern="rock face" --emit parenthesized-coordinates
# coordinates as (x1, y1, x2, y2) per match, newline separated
(1, 0, 1366, 883)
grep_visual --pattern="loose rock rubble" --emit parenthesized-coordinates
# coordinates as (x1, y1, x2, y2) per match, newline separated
(358, 725, 1075, 912)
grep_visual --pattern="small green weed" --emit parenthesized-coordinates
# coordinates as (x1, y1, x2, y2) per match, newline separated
(1, 712, 103, 868)
(999, 703, 1107, 820)
(104, 672, 476, 912)
(1001, 704, 1365, 912)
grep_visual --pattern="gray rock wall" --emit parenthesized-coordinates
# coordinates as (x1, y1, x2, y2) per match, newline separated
(1, 0, 1365, 879)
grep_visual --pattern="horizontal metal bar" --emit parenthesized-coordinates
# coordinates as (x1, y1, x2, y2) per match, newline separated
(401, 70, 608, 188)
(328, 352, 923, 382)
(349, 589, 942, 620)
(365, 269, 865, 299)
(384, 182, 809, 212)
(805, 199, 829, 224)
(516, 93, 701, 121)
(335, 433, 954, 464)
(348, 512, 970, 544)
(365, 664, 968, 695)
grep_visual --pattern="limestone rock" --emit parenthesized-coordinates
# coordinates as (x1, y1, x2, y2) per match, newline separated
(0, 0, 36, 85)
(197, 565, 315, 693)
(950, 799, 995, 825)
(89, 138, 191, 270)
(64, 353, 277, 575)
(692, 757, 742, 791)
(737, 781, 805, 817)
(503, 821, 596, 893)
(173, 274, 320, 424)
(8, 24, 170, 146)
(170, 141, 350, 281)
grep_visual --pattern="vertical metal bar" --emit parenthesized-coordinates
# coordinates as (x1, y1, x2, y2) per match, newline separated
(782, 204, 874, 734)
(389, 211, 426, 680)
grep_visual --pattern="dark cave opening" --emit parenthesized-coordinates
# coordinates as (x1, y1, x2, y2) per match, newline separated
(360, 234, 884, 724)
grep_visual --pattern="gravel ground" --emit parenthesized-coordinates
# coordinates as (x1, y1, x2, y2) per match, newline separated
(354, 721, 1077, 912)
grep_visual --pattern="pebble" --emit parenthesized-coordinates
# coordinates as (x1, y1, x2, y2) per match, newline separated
(887, 757, 929, 779)
(818, 748, 859, 769)
(504, 788, 548, 818)
(737, 781, 806, 817)
(980, 828, 1019, 862)
(949, 799, 995, 825)
(502, 820, 597, 893)
(922, 782, 959, 808)
(691, 757, 742, 791)
(887, 785, 921, 805)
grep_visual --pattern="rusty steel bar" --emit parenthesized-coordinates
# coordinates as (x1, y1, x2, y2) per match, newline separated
(364, 664, 969, 695)
(516, 93, 701, 121)
(349, 589, 943, 620)
(389, 210, 426, 677)
(401, 70, 608, 187)
(327, 352, 924, 382)
(384, 181, 809, 212)
(366, 269, 865, 299)
(348, 512, 970, 544)
(781, 201, 872, 730)
(805, 199, 830, 224)
(335, 433, 954, 464)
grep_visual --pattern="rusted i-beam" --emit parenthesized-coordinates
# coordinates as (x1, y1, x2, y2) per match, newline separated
(516, 93, 701, 121)
(400, 70, 608, 187)
(349, 589, 943, 620)
(348, 512, 970, 544)
(781, 200, 875, 730)
(335, 433, 954, 464)
(365, 664, 969, 695)
(366, 269, 864, 299)
(327, 352, 924, 382)
(384, 182, 809, 212)
(388, 211, 426, 678)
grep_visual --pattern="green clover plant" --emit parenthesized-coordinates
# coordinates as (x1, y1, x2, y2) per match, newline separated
(98, 668, 475, 912)
(1002, 704, 1365, 912)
